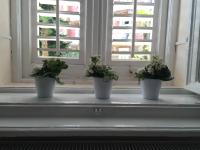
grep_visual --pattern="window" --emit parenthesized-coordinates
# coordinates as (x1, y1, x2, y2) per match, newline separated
(111, 0, 157, 61)
(11, 0, 173, 84)
(32, 0, 85, 64)
(186, 0, 200, 94)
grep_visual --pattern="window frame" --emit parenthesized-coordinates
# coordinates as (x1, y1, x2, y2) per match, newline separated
(11, 0, 96, 83)
(31, 0, 86, 65)
(186, 0, 200, 94)
(103, 0, 165, 67)
(11, 0, 179, 84)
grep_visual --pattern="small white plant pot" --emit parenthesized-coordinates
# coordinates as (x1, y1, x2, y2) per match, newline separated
(93, 77, 112, 99)
(35, 77, 56, 98)
(140, 79, 161, 100)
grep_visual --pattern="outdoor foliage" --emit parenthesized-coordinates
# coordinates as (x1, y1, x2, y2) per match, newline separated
(86, 56, 119, 81)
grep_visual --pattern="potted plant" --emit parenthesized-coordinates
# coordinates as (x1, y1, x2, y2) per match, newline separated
(31, 59, 68, 98)
(86, 56, 119, 99)
(135, 56, 173, 100)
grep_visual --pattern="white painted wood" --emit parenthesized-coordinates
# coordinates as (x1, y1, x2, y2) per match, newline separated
(0, 92, 199, 137)
(186, 0, 200, 94)
(164, 0, 180, 73)
(11, 0, 23, 82)
(0, 35, 12, 40)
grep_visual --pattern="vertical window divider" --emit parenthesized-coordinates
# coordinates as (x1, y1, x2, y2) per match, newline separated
(56, 0, 60, 51)
(131, 0, 137, 58)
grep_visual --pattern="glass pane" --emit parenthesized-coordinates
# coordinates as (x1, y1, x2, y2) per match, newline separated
(112, 54, 150, 61)
(113, 17, 133, 27)
(111, 0, 156, 61)
(135, 42, 152, 52)
(59, 1, 80, 13)
(132, 54, 151, 61)
(60, 14, 80, 26)
(38, 51, 79, 59)
(38, 26, 56, 36)
(38, 40, 56, 49)
(38, 13, 56, 24)
(137, 6, 154, 15)
(112, 29, 132, 40)
(112, 42, 132, 52)
(112, 54, 131, 60)
(60, 40, 79, 51)
(113, 0, 133, 2)
(135, 29, 152, 40)
(136, 17, 153, 28)
(113, 5, 133, 16)
(60, 27, 80, 38)
(137, 0, 155, 3)
(38, 0, 56, 11)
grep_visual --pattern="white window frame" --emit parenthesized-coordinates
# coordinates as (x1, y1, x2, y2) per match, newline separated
(31, 0, 86, 65)
(101, 0, 172, 82)
(186, 0, 200, 94)
(11, 0, 179, 84)
(104, 0, 160, 66)
(11, 0, 96, 83)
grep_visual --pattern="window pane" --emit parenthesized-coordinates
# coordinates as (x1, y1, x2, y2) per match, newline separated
(38, 0, 56, 11)
(36, 0, 81, 60)
(111, 0, 156, 61)
(38, 51, 79, 59)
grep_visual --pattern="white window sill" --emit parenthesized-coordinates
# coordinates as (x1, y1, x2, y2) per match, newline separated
(0, 88, 199, 137)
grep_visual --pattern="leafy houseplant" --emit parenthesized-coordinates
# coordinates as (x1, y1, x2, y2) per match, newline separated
(86, 56, 119, 99)
(135, 56, 173, 100)
(31, 59, 68, 98)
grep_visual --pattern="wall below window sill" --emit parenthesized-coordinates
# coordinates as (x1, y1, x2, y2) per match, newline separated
(0, 88, 199, 137)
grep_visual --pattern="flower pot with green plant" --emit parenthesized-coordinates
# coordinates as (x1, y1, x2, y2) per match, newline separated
(135, 56, 173, 100)
(31, 59, 68, 98)
(86, 56, 119, 99)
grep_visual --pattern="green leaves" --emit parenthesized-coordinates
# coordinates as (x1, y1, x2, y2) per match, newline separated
(135, 56, 174, 81)
(31, 59, 68, 84)
(86, 56, 119, 81)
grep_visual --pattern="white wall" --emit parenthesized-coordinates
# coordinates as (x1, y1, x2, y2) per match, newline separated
(0, 0, 11, 85)
(174, 0, 193, 87)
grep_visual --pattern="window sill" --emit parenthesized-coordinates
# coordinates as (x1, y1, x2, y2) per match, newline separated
(0, 88, 199, 137)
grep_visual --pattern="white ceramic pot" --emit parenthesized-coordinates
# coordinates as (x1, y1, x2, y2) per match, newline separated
(93, 77, 112, 99)
(140, 79, 161, 100)
(35, 77, 55, 98)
